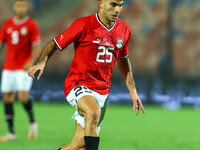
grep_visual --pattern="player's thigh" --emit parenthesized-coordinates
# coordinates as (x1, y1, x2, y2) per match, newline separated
(17, 91, 29, 103)
(77, 95, 101, 119)
(3, 92, 15, 103)
(16, 70, 33, 92)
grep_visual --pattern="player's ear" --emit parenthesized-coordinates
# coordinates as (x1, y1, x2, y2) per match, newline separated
(13, 1, 16, 11)
(98, 0, 104, 9)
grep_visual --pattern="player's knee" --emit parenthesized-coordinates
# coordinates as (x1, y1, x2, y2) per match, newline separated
(86, 107, 101, 125)
(3, 93, 15, 103)
(3, 98, 14, 103)
(18, 97, 28, 103)
(17, 93, 29, 103)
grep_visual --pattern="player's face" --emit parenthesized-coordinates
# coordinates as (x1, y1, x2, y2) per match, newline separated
(101, 0, 124, 22)
(13, 1, 28, 19)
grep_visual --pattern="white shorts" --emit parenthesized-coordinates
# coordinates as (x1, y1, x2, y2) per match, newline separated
(1, 70, 33, 92)
(66, 85, 108, 132)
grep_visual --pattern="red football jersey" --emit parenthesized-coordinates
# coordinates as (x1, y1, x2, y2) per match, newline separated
(0, 16, 41, 70)
(54, 13, 131, 96)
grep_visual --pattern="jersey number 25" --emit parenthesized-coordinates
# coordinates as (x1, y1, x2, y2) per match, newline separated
(96, 46, 114, 63)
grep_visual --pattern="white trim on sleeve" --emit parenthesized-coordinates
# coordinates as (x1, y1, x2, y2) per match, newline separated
(118, 54, 129, 59)
(53, 38, 63, 51)
(32, 41, 41, 47)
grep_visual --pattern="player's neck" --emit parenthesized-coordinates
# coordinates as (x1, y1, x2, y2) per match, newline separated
(97, 13, 115, 29)
(15, 15, 27, 22)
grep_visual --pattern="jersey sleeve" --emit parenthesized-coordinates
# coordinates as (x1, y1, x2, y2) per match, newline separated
(53, 19, 84, 51)
(31, 20, 41, 46)
(0, 22, 7, 43)
(118, 29, 131, 59)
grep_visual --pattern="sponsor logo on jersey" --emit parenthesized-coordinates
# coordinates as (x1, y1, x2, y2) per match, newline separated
(116, 39, 124, 49)
(60, 34, 64, 40)
(7, 28, 13, 34)
(21, 27, 28, 35)
(92, 39, 101, 44)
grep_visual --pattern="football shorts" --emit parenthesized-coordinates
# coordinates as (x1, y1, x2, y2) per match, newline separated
(66, 85, 108, 132)
(1, 70, 33, 92)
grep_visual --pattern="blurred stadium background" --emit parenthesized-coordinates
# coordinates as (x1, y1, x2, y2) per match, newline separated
(0, 0, 200, 150)
(1, 0, 200, 108)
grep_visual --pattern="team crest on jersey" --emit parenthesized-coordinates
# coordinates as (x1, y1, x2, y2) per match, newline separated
(116, 39, 124, 49)
(21, 27, 28, 35)
(7, 28, 13, 34)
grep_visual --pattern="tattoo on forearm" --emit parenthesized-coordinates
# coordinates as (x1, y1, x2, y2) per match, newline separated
(37, 40, 56, 64)
(127, 72, 135, 89)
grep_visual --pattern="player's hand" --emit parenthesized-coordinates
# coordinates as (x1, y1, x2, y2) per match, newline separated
(28, 63, 45, 80)
(24, 60, 34, 71)
(130, 88, 145, 115)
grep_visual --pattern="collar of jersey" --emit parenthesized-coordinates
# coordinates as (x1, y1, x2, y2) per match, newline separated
(13, 16, 30, 25)
(96, 13, 116, 31)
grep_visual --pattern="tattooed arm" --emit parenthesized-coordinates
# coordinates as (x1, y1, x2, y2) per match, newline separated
(28, 40, 58, 80)
(117, 57, 145, 115)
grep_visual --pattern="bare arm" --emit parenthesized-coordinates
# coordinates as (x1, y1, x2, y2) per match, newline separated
(117, 57, 145, 115)
(28, 40, 58, 80)
(37, 40, 57, 64)
(117, 57, 135, 92)
(24, 44, 41, 70)
(32, 44, 41, 62)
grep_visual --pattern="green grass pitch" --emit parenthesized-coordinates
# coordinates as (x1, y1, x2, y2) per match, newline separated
(0, 101, 200, 150)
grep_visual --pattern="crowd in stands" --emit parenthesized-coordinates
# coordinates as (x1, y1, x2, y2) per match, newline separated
(121, 0, 200, 79)
(1, 0, 200, 107)
(0, 0, 13, 24)
(1, 0, 200, 78)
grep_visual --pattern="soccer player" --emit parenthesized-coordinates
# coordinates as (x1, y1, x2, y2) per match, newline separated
(0, 0, 41, 141)
(28, 0, 145, 149)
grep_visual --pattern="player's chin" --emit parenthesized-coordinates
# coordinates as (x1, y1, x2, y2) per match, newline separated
(109, 18, 117, 22)
(18, 13, 26, 18)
